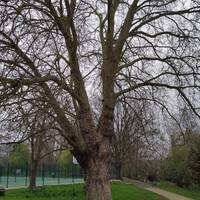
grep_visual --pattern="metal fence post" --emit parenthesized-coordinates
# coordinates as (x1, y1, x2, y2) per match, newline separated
(14, 168, 17, 183)
(58, 167, 60, 185)
(65, 167, 67, 180)
(6, 163, 9, 188)
(72, 164, 74, 184)
(72, 164, 75, 196)
(0, 167, 1, 184)
(42, 164, 45, 186)
(25, 162, 28, 187)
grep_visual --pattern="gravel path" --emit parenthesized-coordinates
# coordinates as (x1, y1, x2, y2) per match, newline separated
(123, 178, 193, 200)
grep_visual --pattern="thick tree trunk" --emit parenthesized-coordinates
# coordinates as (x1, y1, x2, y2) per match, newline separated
(85, 157, 112, 200)
(76, 98, 114, 200)
(29, 161, 38, 189)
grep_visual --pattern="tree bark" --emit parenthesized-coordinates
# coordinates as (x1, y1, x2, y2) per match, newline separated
(29, 161, 38, 189)
(85, 157, 112, 200)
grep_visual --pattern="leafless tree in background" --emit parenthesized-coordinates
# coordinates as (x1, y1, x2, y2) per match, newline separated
(0, 92, 66, 189)
(0, 1, 200, 199)
(112, 99, 163, 179)
(26, 110, 62, 189)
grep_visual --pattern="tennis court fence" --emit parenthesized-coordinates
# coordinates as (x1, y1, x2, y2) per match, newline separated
(0, 163, 120, 188)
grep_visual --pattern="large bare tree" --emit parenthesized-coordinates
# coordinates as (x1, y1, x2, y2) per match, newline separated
(1, 1, 200, 199)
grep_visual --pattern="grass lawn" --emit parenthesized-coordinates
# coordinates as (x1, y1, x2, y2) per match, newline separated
(1, 181, 168, 200)
(158, 181, 200, 200)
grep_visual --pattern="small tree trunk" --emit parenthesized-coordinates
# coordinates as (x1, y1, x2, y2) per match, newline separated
(85, 157, 112, 200)
(29, 161, 38, 189)
(118, 162, 122, 180)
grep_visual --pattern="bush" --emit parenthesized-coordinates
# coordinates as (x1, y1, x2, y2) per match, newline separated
(161, 132, 200, 188)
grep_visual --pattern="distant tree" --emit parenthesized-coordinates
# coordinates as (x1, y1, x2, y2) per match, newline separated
(162, 145, 190, 187)
(162, 130, 200, 188)
(0, 145, 10, 167)
(188, 133, 200, 187)
(58, 150, 72, 168)
(9, 143, 30, 167)
(26, 109, 65, 189)
(0, 94, 66, 189)
(112, 100, 161, 179)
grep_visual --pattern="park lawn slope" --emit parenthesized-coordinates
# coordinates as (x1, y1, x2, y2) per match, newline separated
(1, 182, 168, 200)
(158, 181, 200, 200)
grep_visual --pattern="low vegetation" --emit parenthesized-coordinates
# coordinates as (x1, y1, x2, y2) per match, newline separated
(158, 181, 200, 200)
(161, 132, 200, 188)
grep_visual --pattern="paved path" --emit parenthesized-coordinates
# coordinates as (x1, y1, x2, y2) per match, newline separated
(146, 187, 192, 200)
(123, 178, 193, 200)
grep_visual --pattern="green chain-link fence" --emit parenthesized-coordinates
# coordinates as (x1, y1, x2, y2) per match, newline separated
(0, 163, 120, 188)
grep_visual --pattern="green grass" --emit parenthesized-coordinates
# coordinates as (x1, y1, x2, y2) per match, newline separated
(111, 182, 168, 200)
(158, 181, 200, 200)
(1, 182, 168, 200)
